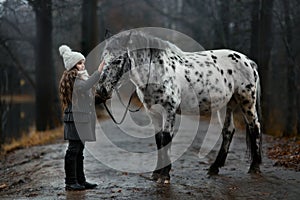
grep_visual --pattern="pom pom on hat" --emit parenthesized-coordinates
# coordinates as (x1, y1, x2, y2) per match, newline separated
(58, 44, 85, 71)
(59, 45, 71, 56)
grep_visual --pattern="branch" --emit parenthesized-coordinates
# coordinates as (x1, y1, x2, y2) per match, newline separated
(1, 17, 35, 45)
(143, 0, 198, 32)
(0, 40, 36, 89)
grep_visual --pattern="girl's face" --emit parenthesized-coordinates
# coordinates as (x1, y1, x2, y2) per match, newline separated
(76, 59, 85, 71)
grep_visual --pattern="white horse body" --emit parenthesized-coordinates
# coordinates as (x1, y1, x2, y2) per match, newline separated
(128, 48, 258, 117)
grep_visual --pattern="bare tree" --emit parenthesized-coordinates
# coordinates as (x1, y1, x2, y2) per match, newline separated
(81, 0, 98, 56)
(29, 0, 60, 131)
(250, 0, 274, 133)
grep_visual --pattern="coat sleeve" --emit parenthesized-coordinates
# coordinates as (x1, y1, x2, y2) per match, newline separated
(75, 70, 101, 92)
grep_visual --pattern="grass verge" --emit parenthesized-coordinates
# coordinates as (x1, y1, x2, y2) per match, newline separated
(1, 126, 64, 155)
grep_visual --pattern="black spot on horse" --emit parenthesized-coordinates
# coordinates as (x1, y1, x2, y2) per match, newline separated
(253, 70, 258, 82)
(244, 62, 248, 67)
(221, 69, 224, 75)
(227, 69, 233, 75)
(228, 83, 232, 91)
(224, 78, 227, 83)
(250, 62, 256, 69)
(171, 65, 176, 71)
(195, 71, 199, 75)
(159, 59, 163, 65)
(245, 84, 254, 90)
(207, 70, 213, 76)
(185, 75, 191, 83)
(247, 111, 254, 117)
(251, 91, 255, 99)
(157, 88, 164, 94)
(211, 55, 217, 60)
(243, 100, 250, 105)
(233, 53, 241, 59)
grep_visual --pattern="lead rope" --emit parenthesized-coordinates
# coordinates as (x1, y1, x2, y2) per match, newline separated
(103, 49, 153, 124)
(103, 94, 134, 125)
(103, 48, 152, 125)
(115, 89, 143, 112)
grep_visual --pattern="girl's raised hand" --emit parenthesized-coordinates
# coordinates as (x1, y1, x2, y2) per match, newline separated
(98, 60, 105, 72)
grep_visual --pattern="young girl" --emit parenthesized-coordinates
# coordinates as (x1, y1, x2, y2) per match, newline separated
(58, 45, 105, 191)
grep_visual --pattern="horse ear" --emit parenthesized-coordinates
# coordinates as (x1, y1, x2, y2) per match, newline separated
(105, 29, 113, 39)
(126, 31, 133, 45)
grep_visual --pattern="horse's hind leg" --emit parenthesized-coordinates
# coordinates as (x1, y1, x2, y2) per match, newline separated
(246, 122, 262, 173)
(238, 88, 262, 173)
(243, 107, 262, 173)
(208, 105, 235, 175)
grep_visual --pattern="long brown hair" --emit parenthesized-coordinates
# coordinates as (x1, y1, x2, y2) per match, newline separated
(59, 67, 78, 111)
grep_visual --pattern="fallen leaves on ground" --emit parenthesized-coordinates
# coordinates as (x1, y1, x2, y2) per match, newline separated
(267, 137, 300, 171)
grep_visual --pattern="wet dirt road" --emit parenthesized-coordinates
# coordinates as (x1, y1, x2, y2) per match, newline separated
(1, 106, 300, 199)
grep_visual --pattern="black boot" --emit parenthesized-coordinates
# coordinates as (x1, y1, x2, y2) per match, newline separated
(65, 150, 85, 191)
(65, 183, 85, 191)
(80, 181, 97, 189)
(77, 152, 97, 189)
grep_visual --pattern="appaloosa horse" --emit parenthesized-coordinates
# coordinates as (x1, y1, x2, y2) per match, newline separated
(96, 30, 262, 184)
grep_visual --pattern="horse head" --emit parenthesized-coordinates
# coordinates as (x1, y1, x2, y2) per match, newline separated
(96, 31, 133, 102)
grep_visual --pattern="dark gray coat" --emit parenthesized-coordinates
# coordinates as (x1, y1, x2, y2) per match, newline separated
(63, 70, 101, 141)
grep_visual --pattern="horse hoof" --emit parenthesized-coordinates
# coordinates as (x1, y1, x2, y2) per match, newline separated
(156, 175, 170, 184)
(156, 178, 170, 184)
(207, 167, 219, 176)
(150, 173, 160, 181)
(248, 167, 261, 174)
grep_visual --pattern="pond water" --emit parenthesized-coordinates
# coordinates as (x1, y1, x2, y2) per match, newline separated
(1, 102, 35, 145)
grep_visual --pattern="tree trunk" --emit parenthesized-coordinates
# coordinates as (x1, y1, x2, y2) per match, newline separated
(81, 0, 98, 56)
(282, 0, 297, 136)
(31, 0, 60, 131)
(250, 0, 274, 134)
(297, 81, 300, 135)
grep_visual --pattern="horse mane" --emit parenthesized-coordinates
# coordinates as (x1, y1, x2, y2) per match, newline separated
(107, 30, 184, 57)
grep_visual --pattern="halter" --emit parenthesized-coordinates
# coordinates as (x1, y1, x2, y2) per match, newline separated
(102, 49, 153, 124)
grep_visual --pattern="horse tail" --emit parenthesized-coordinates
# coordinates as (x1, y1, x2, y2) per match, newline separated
(256, 74, 262, 123)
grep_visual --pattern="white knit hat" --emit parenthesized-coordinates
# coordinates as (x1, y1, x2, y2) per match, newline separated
(59, 45, 85, 71)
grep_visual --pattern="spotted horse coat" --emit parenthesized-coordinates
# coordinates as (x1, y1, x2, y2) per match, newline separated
(97, 31, 262, 184)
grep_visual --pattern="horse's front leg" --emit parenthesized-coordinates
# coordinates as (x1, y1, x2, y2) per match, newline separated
(155, 131, 173, 183)
(151, 105, 176, 184)
(148, 111, 163, 181)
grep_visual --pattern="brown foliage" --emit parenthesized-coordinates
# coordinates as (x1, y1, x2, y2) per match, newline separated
(267, 137, 300, 171)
